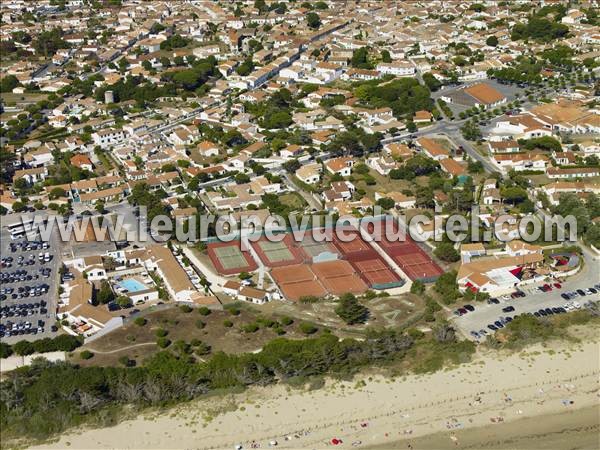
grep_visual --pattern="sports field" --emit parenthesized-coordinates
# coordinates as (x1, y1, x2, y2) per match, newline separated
(207, 241, 258, 275)
(252, 235, 304, 267)
(310, 260, 368, 296)
(362, 220, 442, 281)
(270, 264, 327, 301)
(296, 236, 339, 261)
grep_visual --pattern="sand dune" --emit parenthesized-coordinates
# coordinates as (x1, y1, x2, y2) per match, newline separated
(30, 337, 600, 450)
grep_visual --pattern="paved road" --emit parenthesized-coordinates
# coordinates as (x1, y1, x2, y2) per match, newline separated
(451, 245, 600, 339)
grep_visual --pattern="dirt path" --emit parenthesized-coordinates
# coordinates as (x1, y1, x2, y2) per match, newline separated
(84, 342, 156, 355)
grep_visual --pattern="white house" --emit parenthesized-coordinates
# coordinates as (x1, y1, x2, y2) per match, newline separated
(92, 128, 126, 148)
(376, 61, 416, 77)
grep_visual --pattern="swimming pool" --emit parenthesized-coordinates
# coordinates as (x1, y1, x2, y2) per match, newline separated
(118, 278, 147, 293)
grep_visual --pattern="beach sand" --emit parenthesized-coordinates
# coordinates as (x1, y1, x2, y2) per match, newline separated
(30, 336, 600, 450)
(366, 406, 600, 449)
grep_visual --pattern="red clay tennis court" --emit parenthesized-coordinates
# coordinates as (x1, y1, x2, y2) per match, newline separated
(311, 260, 368, 296)
(270, 264, 327, 301)
(362, 219, 442, 281)
(362, 219, 408, 248)
(353, 259, 402, 287)
(251, 235, 304, 267)
(333, 233, 374, 255)
(393, 252, 443, 281)
(207, 241, 257, 275)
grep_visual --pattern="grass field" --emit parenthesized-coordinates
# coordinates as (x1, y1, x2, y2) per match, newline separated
(75, 289, 429, 367)
(258, 292, 426, 336)
(356, 169, 414, 199)
(0, 92, 49, 105)
(75, 304, 311, 367)
(279, 192, 306, 210)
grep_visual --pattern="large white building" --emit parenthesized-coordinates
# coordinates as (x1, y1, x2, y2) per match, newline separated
(376, 61, 416, 77)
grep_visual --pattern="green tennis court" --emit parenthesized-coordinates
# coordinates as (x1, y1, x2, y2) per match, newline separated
(258, 240, 294, 263)
(214, 246, 248, 270)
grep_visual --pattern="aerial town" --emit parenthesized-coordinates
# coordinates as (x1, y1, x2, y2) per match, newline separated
(0, 1, 599, 449)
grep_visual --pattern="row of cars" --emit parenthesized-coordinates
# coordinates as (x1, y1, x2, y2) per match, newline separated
(2, 252, 52, 269)
(8, 240, 49, 253)
(0, 319, 49, 338)
(560, 285, 599, 300)
(1, 300, 48, 318)
(0, 267, 52, 286)
(0, 284, 50, 301)
(453, 304, 475, 316)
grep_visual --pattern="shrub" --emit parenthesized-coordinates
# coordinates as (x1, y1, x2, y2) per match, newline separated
(173, 340, 191, 355)
(280, 316, 293, 326)
(179, 304, 193, 313)
(118, 355, 134, 367)
(195, 319, 206, 329)
(223, 320, 233, 328)
(79, 350, 94, 360)
(156, 337, 171, 348)
(299, 322, 318, 335)
(134, 317, 147, 326)
(242, 323, 260, 333)
(194, 341, 211, 355)
(155, 328, 168, 338)
(198, 307, 211, 316)
(226, 307, 240, 316)
(299, 295, 320, 303)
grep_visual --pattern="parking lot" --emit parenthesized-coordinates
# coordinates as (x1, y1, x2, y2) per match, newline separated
(0, 224, 61, 343)
(451, 247, 600, 341)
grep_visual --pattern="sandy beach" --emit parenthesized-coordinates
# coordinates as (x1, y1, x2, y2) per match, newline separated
(30, 336, 600, 450)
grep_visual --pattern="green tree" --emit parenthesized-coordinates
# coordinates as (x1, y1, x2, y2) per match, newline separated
(434, 271, 460, 304)
(486, 35, 498, 47)
(13, 341, 35, 356)
(116, 296, 132, 308)
(307, 12, 321, 29)
(0, 75, 19, 93)
(334, 293, 370, 325)
(376, 197, 395, 210)
(0, 342, 13, 358)
(351, 47, 371, 69)
(460, 121, 482, 141)
(422, 72, 442, 91)
(96, 281, 115, 305)
(410, 280, 425, 295)
(434, 241, 460, 262)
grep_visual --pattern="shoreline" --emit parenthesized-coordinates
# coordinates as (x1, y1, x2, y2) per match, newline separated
(366, 405, 600, 449)
(27, 337, 600, 450)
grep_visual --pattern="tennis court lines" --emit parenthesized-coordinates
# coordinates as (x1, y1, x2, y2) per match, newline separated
(252, 236, 304, 267)
(207, 242, 257, 275)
